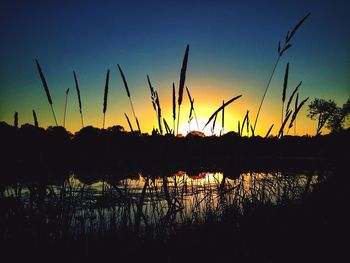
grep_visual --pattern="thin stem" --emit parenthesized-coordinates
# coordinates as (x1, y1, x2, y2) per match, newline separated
(253, 55, 281, 131)
(103, 113, 105, 129)
(63, 92, 68, 128)
(176, 106, 181, 135)
(129, 97, 140, 132)
(50, 104, 58, 126)
(80, 112, 84, 128)
(193, 108, 199, 130)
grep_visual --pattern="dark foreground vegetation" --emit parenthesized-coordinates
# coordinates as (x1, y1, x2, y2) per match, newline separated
(1, 121, 349, 262)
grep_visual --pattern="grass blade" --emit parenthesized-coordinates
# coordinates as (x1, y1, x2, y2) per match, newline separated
(265, 124, 274, 138)
(33, 109, 39, 127)
(203, 95, 242, 130)
(124, 113, 133, 132)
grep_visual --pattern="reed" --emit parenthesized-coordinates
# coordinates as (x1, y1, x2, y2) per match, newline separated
(186, 88, 194, 131)
(278, 110, 292, 138)
(252, 13, 310, 131)
(203, 95, 242, 130)
(172, 83, 176, 135)
(32, 109, 39, 127)
(14, 112, 18, 128)
(288, 97, 309, 132)
(265, 124, 274, 138)
(221, 100, 224, 135)
(124, 113, 133, 132)
(118, 64, 141, 133)
(177, 45, 190, 135)
(241, 110, 249, 136)
(35, 59, 58, 126)
(295, 93, 299, 135)
(163, 118, 171, 134)
(282, 63, 289, 125)
(186, 86, 199, 131)
(63, 88, 70, 128)
(147, 75, 162, 134)
(286, 81, 302, 115)
(103, 70, 110, 129)
(73, 71, 84, 128)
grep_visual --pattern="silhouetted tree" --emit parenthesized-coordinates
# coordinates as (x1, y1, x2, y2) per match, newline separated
(307, 96, 350, 135)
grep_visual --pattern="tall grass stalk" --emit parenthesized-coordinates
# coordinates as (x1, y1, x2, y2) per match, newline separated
(172, 83, 176, 135)
(282, 63, 289, 126)
(147, 75, 162, 134)
(253, 13, 310, 131)
(177, 45, 190, 135)
(288, 96, 309, 133)
(32, 109, 39, 127)
(35, 59, 58, 126)
(73, 71, 84, 128)
(221, 100, 224, 135)
(124, 113, 133, 132)
(265, 124, 274, 138)
(14, 112, 18, 128)
(102, 70, 110, 129)
(118, 64, 141, 133)
(63, 88, 69, 128)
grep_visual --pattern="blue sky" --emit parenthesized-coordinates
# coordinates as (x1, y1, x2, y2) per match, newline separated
(0, 0, 349, 135)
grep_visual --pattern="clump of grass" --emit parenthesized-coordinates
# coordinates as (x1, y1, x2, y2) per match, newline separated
(176, 45, 190, 135)
(102, 70, 110, 129)
(253, 13, 310, 131)
(73, 71, 84, 128)
(35, 59, 58, 126)
(32, 109, 39, 127)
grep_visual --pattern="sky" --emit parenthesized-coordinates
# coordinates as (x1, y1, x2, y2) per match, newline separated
(0, 0, 349, 136)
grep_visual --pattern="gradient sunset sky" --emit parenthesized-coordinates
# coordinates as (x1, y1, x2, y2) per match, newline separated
(1, 0, 349, 136)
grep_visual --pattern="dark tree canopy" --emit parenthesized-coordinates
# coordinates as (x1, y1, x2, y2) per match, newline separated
(308, 96, 350, 135)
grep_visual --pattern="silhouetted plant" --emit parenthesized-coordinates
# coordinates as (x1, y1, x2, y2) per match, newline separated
(147, 75, 162, 134)
(35, 59, 58, 126)
(124, 113, 134, 132)
(33, 109, 39, 127)
(14, 112, 18, 128)
(118, 64, 141, 133)
(281, 62, 289, 125)
(288, 96, 309, 133)
(102, 69, 110, 129)
(203, 95, 242, 130)
(73, 71, 84, 128)
(307, 96, 350, 135)
(253, 13, 310, 131)
(172, 83, 176, 135)
(177, 45, 190, 135)
(63, 88, 69, 128)
(265, 124, 274, 138)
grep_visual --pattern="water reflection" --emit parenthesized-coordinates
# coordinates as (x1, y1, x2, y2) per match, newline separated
(2, 170, 325, 238)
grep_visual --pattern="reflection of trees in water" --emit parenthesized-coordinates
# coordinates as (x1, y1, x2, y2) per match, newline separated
(1, 170, 326, 240)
